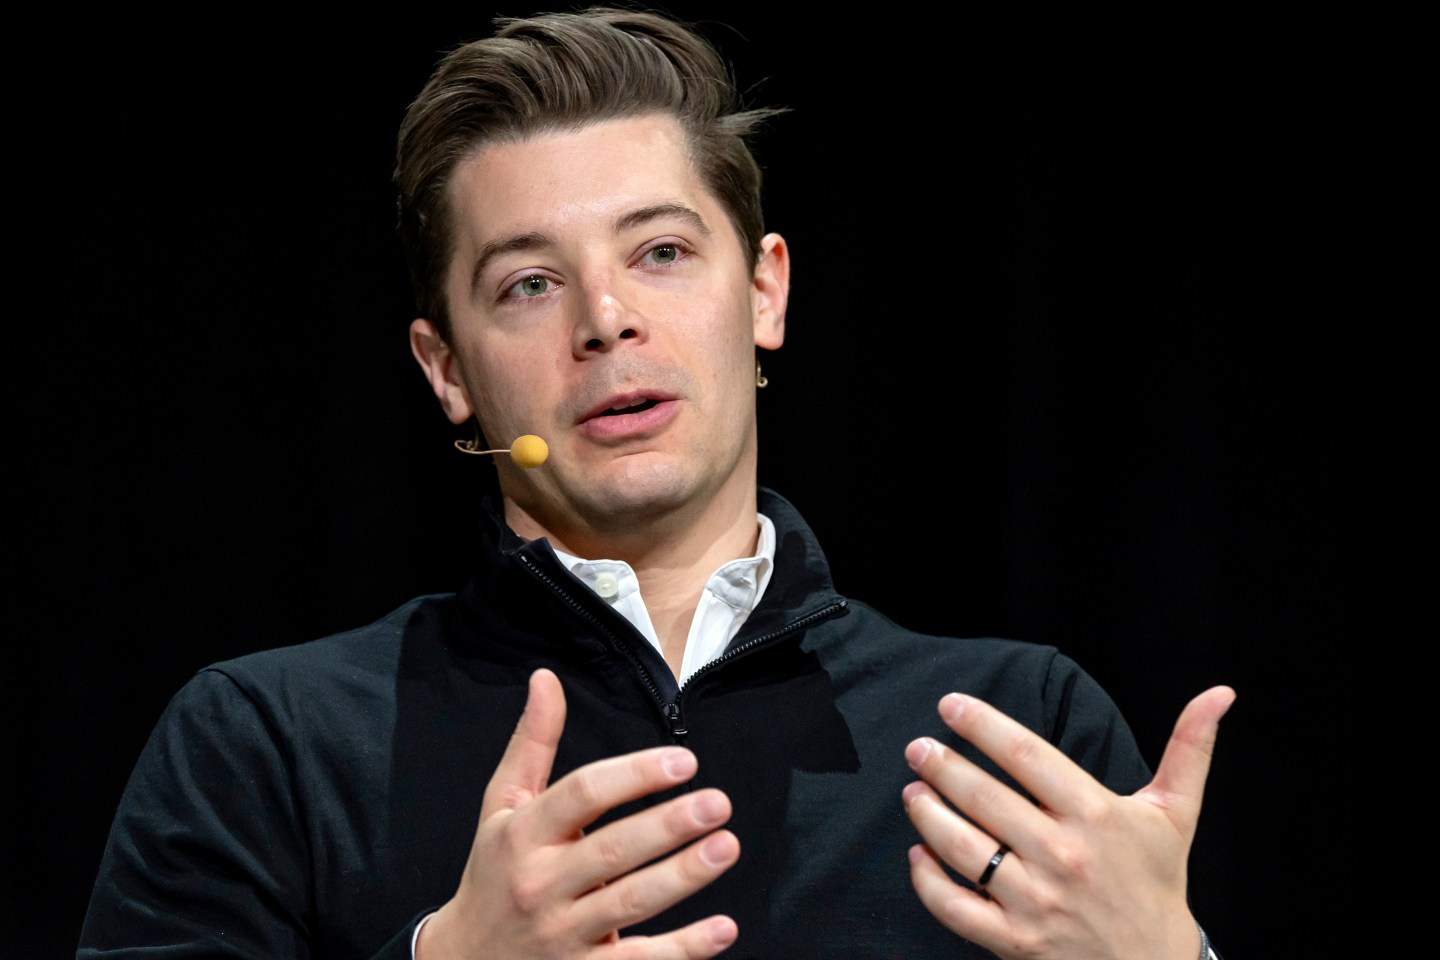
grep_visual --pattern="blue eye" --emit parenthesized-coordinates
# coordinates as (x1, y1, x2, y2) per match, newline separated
(649, 244, 680, 265)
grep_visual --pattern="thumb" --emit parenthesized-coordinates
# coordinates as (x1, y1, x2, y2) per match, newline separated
(480, 668, 567, 818)
(1142, 685, 1237, 830)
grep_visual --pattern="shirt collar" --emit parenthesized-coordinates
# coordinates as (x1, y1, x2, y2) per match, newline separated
(551, 513, 775, 614)
(549, 513, 776, 685)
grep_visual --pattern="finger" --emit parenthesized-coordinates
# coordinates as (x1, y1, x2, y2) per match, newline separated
(607, 915, 739, 960)
(559, 788, 733, 902)
(1143, 685, 1237, 821)
(901, 781, 1024, 897)
(481, 669, 568, 819)
(904, 734, 1050, 852)
(519, 744, 701, 848)
(931, 692, 1102, 816)
(908, 842, 1008, 951)
(577, 828, 741, 943)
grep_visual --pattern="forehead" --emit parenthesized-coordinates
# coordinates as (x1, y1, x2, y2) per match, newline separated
(446, 113, 716, 244)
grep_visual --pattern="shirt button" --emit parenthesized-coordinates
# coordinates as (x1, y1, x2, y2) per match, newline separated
(594, 572, 620, 599)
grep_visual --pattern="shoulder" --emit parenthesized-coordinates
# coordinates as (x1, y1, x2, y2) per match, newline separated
(806, 600, 1150, 789)
(210, 592, 448, 680)
(161, 592, 457, 738)
(811, 598, 1069, 691)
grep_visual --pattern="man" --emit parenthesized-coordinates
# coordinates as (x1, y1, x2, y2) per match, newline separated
(78, 7, 1233, 959)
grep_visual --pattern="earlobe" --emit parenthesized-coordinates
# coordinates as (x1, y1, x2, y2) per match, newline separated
(409, 318, 475, 425)
(752, 232, 789, 351)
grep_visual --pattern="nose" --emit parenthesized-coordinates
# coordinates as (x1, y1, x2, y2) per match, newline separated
(572, 288, 644, 357)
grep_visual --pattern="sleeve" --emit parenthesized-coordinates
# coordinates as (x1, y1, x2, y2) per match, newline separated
(75, 668, 424, 960)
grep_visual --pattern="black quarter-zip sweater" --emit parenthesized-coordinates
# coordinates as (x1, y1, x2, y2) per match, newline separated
(79, 488, 1153, 959)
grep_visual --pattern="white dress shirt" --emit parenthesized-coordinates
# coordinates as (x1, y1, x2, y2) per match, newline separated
(551, 513, 776, 686)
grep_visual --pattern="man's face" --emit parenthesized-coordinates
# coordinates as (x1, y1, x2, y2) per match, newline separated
(414, 114, 787, 545)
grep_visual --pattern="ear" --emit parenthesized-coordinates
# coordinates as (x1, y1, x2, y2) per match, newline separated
(752, 232, 789, 351)
(409, 318, 475, 425)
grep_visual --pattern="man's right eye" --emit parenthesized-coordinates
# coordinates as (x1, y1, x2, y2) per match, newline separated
(510, 275, 550, 298)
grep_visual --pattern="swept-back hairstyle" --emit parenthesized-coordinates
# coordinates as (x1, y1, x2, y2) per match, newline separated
(394, 5, 787, 339)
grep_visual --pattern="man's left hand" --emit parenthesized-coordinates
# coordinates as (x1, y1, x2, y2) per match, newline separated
(903, 685, 1236, 960)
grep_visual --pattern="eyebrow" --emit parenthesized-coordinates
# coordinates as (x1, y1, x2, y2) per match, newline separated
(615, 202, 712, 238)
(470, 232, 554, 293)
(467, 202, 714, 294)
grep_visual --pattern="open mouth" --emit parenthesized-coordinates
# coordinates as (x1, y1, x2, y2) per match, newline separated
(598, 398, 660, 417)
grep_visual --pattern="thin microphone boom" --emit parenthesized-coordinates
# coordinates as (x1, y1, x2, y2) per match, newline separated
(455, 433, 549, 469)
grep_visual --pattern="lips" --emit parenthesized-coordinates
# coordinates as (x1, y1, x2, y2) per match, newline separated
(578, 389, 679, 440)
(579, 390, 673, 423)
(596, 397, 659, 417)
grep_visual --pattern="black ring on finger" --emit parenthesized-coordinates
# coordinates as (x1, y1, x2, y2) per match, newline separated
(976, 842, 1009, 898)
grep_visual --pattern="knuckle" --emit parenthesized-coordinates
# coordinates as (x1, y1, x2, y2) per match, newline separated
(567, 765, 604, 810)
(531, 912, 569, 950)
(1076, 792, 1114, 824)
(967, 779, 1007, 819)
(509, 871, 548, 914)
(1000, 731, 1039, 769)
(1028, 877, 1065, 915)
(940, 891, 969, 928)
(1051, 838, 1094, 883)
(492, 813, 527, 864)
(934, 829, 969, 869)
(594, 832, 629, 872)
(614, 877, 649, 917)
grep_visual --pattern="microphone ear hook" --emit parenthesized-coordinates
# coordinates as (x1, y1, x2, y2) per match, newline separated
(454, 438, 509, 456)
(454, 421, 506, 456)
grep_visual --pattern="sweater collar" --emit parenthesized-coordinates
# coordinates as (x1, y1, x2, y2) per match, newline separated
(462, 486, 847, 655)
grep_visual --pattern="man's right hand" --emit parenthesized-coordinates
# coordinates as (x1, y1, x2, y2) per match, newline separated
(415, 668, 740, 959)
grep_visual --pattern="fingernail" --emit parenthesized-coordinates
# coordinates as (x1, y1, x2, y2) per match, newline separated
(940, 693, 971, 722)
(908, 844, 926, 866)
(700, 832, 735, 866)
(693, 791, 727, 826)
(660, 748, 696, 780)
(905, 737, 934, 768)
(901, 781, 926, 807)
(708, 917, 738, 946)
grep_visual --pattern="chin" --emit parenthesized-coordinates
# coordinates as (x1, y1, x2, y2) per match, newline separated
(572, 458, 705, 527)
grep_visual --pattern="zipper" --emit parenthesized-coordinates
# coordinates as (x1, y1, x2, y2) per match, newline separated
(519, 553, 666, 708)
(664, 702, 687, 738)
(663, 600, 849, 748)
(674, 599, 848, 701)
(520, 551, 847, 745)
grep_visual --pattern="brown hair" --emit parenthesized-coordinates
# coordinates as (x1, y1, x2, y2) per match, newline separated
(394, 5, 787, 340)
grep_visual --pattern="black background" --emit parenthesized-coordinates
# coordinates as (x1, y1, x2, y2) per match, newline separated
(10, 4, 1367, 957)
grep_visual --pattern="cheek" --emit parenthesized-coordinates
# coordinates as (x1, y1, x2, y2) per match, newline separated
(670, 290, 755, 363)
(463, 348, 541, 436)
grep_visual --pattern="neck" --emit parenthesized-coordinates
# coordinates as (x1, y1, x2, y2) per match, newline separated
(504, 478, 761, 676)
(622, 489, 761, 677)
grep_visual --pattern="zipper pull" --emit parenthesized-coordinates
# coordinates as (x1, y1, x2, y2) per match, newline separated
(664, 701, 688, 739)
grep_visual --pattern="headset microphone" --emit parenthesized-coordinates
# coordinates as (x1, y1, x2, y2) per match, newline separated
(454, 433, 549, 468)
